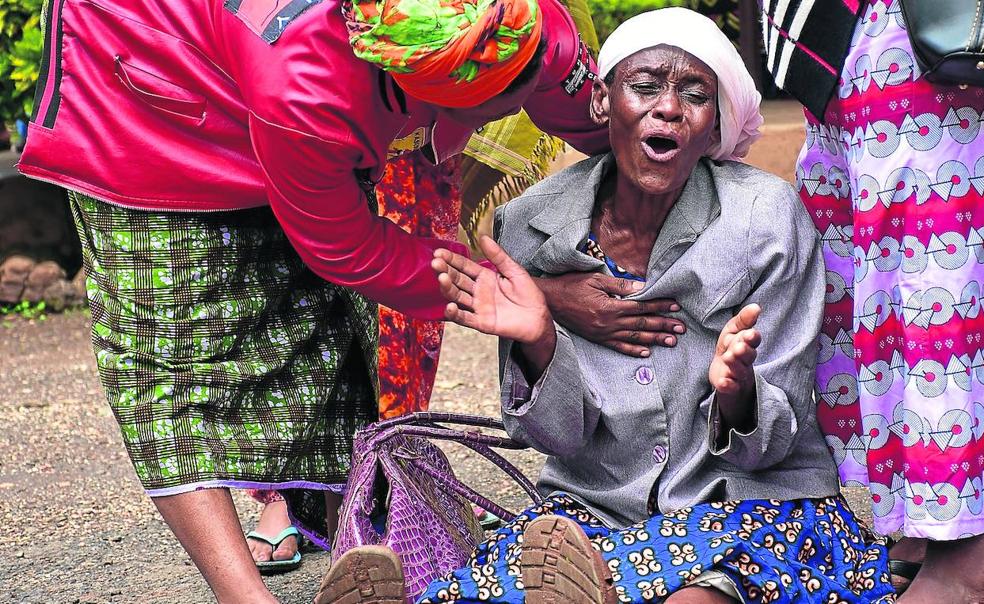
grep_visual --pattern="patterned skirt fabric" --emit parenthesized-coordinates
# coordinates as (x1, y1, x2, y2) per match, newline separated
(418, 494, 894, 604)
(376, 154, 461, 420)
(799, 0, 984, 539)
(69, 192, 378, 545)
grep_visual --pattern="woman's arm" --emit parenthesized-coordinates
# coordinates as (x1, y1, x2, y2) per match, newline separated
(705, 186, 825, 470)
(708, 303, 762, 438)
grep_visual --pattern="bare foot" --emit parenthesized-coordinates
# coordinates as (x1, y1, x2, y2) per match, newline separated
(899, 534, 984, 604)
(247, 500, 298, 563)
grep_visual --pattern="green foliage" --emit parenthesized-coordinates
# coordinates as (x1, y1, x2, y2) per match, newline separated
(0, 0, 44, 126)
(1, 299, 48, 321)
(588, 0, 695, 44)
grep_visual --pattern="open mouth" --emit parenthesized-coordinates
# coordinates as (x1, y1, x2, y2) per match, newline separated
(645, 136, 679, 155)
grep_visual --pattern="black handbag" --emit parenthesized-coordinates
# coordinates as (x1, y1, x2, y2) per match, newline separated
(899, 0, 984, 87)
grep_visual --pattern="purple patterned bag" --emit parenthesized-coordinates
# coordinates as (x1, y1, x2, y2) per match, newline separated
(334, 412, 543, 602)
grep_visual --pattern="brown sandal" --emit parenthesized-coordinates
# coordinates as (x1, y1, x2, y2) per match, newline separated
(314, 545, 406, 604)
(884, 536, 923, 596)
(521, 515, 617, 604)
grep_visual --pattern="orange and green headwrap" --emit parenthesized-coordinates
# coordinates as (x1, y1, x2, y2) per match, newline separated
(344, 0, 543, 108)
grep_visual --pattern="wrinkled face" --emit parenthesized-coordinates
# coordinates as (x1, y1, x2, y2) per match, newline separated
(592, 45, 719, 195)
(437, 59, 543, 130)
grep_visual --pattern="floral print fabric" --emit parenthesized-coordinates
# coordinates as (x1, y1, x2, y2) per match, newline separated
(418, 494, 895, 603)
(800, 0, 984, 539)
(376, 153, 462, 420)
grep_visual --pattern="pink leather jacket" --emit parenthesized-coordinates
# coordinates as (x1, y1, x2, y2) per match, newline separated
(19, 0, 608, 320)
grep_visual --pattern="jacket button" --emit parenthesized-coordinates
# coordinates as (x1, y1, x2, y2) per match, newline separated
(635, 366, 654, 385)
(652, 445, 667, 464)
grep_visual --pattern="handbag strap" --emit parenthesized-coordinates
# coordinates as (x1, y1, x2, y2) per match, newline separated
(367, 411, 507, 434)
(410, 457, 522, 522)
(371, 424, 540, 500)
(368, 424, 527, 451)
(451, 439, 542, 505)
(368, 419, 544, 514)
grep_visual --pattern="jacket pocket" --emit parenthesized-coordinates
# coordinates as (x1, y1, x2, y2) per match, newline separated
(74, 0, 221, 126)
(113, 55, 206, 123)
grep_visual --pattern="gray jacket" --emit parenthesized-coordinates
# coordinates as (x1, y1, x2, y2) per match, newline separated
(494, 154, 840, 528)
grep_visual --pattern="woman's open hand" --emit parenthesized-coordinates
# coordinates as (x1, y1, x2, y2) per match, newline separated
(709, 304, 761, 431)
(535, 273, 685, 357)
(432, 236, 553, 344)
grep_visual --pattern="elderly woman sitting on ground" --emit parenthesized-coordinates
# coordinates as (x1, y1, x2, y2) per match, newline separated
(318, 8, 895, 604)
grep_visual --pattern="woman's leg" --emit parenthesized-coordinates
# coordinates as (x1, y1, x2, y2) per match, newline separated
(69, 191, 369, 599)
(412, 495, 609, 604)
(888, 537, 926, 593)
(898, 535, 984, 603)
(154, 489, 277, 604)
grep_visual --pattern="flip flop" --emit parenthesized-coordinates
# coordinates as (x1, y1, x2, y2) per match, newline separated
(884, 536, 922, 595)
(888, 559, 921, 594)
(473, 505, 503, 530)
(246, 526, 303, 574)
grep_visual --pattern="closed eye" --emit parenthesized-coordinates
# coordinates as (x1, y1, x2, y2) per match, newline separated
(631, 83, 661, 94)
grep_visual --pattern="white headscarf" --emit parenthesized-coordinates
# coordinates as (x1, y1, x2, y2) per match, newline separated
(597, 7, 763, 161)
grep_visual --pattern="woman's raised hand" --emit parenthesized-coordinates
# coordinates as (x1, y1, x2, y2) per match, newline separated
(710, 303, 761, 395)
(431, 236, 553, 344)
(709, 303, 762, 433)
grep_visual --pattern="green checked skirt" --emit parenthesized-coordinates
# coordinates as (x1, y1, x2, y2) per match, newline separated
(69, 192, 378, 543)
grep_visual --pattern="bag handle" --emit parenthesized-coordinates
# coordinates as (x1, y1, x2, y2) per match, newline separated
(366, 415, 544, 518)
(373, 424, 541, 502)
(366, 411, 508, 434)
(410, 457, 522, 522)
(368, 423, 526, 451)
(451, 439, 542, 505)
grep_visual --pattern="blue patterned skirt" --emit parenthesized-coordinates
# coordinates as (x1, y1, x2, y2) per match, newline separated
(418, 493, 895, 603)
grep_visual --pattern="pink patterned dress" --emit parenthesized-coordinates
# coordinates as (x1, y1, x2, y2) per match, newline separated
(799, 0, 984, 540)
